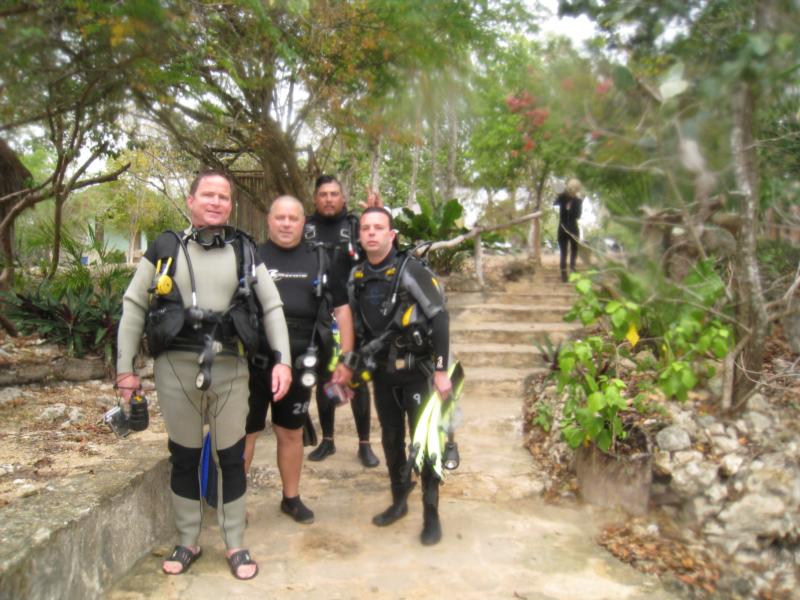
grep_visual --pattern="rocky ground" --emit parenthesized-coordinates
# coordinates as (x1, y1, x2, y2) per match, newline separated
(0, 334, 166, 509)
(523, 328, 800, 599)
(3, 252, 796, 599)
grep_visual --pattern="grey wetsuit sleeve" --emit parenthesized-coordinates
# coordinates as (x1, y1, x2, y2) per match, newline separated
(254, 262, 291, 366)
(401, 260, 446, 319)
(116, 259, 155, 373)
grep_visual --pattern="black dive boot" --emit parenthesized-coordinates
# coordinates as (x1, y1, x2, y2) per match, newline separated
(372, 481, 416, 526)
(420, 474, 441, 545)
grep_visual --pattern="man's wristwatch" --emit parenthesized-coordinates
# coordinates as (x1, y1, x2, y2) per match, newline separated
(339, 351, 360, 371)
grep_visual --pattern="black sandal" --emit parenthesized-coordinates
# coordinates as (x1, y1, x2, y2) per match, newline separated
(227, 549, 258, 580)
(162, 545, 202, 575)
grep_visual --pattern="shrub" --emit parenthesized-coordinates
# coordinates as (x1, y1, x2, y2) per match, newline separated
(395, 197, 470, 274)
(554, 259, 735, 452)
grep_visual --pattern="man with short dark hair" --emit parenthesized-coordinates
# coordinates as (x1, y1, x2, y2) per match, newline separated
(116, 169, 292, 580)
(349, 206, 452, 545)
(304, 175, 380, 468)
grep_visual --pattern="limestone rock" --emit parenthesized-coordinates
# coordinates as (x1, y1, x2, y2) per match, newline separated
(717, 494, 790, 552)
(38, 403, 68, 422)
(746, 393, 770, 413)
(0, 386, 31, 407)
(682, 495, 720, 523)
(670, 460, 718, 498)
(673, 450, 703, 466)
(720, 454, 746, 477)
(656, 425, 692, 452)
(711, 435, 741, 455)
(653, 450, 672, 476)
(744, 411, 772, 435)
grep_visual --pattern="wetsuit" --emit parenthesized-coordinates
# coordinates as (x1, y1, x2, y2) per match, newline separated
(304, 210, 372, 444)
(349, 248, 449, 535)
(246, 240, 348, 433)
(117, 230, 291, 551)
(555, 192, 582, 282)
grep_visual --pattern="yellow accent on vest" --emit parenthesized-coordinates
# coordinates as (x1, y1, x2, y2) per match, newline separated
(386, 267, 396, 277)
(354, 270, 364, 279)
(401, 304, 416, 327)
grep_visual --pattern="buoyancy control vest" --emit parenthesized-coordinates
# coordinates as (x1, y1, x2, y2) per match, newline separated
(144, 228, 261, 357)
(304, 211, 361, 264)
(348, 249, 445, 371)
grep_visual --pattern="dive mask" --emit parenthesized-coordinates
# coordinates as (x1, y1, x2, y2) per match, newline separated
(191, 225, 237, 248)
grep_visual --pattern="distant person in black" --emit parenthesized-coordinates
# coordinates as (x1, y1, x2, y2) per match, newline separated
(244, 195, 356, 524)
(304, 175, 380, 468)
(555, 178, 583, 283)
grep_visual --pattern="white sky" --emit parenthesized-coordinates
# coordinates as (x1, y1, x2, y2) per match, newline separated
(536, 0, 597, 45)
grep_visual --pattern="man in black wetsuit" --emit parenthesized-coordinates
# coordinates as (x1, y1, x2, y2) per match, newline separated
(304, 175, 380, 468)
(349, 207, 452, 546)
(244, 195, 356, 523)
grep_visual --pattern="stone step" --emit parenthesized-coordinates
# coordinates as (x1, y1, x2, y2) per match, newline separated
(449, 303, 568, 323)
(451, 321, 581, 345)
(448, 291, 576, 307)
(460, 366, 544, 396)
(453, 342, 549, 369)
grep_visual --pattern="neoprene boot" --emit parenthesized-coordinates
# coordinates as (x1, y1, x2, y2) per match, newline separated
(372, 481, 416, 527)
(420, 475, 441, 545)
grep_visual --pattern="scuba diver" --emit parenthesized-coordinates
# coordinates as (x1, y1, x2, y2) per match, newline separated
(304, 174, 380, 468)
(348, 206, 452, 546)
(116, 170, 292, 580)
(243, 195, 355, 524)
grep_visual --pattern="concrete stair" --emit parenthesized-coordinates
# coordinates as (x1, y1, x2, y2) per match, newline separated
(450, 267, 576, 401)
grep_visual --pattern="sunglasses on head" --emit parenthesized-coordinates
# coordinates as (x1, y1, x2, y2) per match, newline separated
(191, 226, 237, 248)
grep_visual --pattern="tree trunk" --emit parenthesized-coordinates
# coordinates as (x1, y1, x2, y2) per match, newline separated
(369, 137, 381, 193)
(430, 114, 441, 202)
(528, 162, 550, 266)
(445, 100, 457, 201)
(0, 138, 32, 300)
(49, 195, 66, 278)
(729, 81, 768, 412)
(408, 117, 421, 211)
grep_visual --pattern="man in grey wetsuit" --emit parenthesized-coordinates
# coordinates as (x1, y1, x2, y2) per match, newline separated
(116, 170, 291, 580)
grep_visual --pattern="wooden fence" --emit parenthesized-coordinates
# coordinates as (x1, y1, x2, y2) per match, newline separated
(231, 171, 270, 242)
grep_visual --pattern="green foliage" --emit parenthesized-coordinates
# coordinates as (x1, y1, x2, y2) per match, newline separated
(394, 197, 470, 274)
(5, 225, 132, 363)
(532, 401, 554, 433)
(554, 260, 735, 451)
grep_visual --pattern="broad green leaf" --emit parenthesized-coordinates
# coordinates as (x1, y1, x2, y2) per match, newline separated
(587, 391, 605, 413)
(576, 279, 592, 295)
(562, 425, 585, 449)
(596, 430, 612, 453)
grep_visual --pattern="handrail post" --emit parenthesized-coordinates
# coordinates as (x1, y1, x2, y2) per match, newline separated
(474, 233, 484, 288)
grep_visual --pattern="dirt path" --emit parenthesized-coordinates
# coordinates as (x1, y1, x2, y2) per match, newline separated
(109, 261, 676, 600)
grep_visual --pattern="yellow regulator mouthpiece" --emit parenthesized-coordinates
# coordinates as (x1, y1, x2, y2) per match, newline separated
(155, 257, 173, 295)
(156, 274, 173, 295)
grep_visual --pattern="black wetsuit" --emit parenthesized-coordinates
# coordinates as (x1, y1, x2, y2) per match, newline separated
(247, 240, 348, 432)
(350, 248, 449, 516)
(555, 192, 582, 282)
(304, 210, 372, 442)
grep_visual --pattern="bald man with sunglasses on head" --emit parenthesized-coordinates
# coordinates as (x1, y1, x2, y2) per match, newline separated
(116, 169, 291, 581)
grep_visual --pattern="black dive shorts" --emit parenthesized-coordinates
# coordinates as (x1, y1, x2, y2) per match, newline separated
(246, 365, 311, 433)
